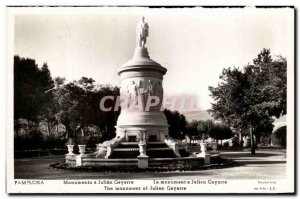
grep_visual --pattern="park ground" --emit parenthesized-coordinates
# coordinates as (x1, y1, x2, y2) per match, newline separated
(14, 149, 286, 180)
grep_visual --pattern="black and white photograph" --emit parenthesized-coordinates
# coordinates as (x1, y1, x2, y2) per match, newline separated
(6, 6, 294, 194)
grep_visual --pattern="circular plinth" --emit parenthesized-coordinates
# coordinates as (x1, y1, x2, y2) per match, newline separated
(118, 47, 167, 75)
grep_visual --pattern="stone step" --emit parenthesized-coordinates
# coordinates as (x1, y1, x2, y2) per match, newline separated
(109, 150, 140, 159)
(147, 150, 177, 158)
(117, 142, 168, 149)
(117, 142, 139, 149)
(120, 142, 139, 145)
(114, 148, 139, 152)
(114, 147, 172, 152)
(147, 142, 166, 144)
(147, 148, 173, 151)
(147, 143, 169, 148)
(120, 142, 166, 145)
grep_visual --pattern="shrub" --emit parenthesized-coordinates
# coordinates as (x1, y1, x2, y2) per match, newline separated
(14, 132, 67, 150)
(231, 136, 239, 147)
(222, 141, 229, 148)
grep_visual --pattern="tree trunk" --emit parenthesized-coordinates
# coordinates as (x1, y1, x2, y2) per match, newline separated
(65, 124, 70, 140)
(250, 126, 256, 155)
(56, 123, 59, 134)
(238, 130, 243, 147)
(47, 122, 51, 136)
(81, 127, 85, 137)
(254, 133, 257, 149)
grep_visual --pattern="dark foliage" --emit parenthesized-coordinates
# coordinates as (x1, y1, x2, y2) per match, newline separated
(164, 109, 187, 139)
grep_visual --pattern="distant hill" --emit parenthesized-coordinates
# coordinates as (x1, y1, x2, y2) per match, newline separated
(183, 110, 213, 122)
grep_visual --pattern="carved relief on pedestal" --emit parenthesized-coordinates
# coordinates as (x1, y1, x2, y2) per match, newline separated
(120, 78, 163, 111)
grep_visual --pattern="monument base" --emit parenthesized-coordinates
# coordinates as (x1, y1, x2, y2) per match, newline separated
(64, 154, 221, 169)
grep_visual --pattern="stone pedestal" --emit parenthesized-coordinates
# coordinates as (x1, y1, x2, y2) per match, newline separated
(197, 142, 211, 164)
(66, 144, 76, 164)
(76, 155, 82, 166)
(211, 142, 220, 155)
(203, 154, 211, 164)
(76, 145, 86, 166)
(137, 155, 149, 169)
(196, 153, 211, 165)
(212, 142, 218, 152)
(65, 152, 76, 165)
(115, 47, 168, 143)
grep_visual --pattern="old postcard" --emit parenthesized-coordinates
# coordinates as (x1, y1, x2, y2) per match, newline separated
(6, 6, 295, 194)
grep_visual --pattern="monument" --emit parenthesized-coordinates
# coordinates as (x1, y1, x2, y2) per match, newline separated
(65, 17, 216, 168)
(96, 16, 180, 160)
(116, 16, 169, 144)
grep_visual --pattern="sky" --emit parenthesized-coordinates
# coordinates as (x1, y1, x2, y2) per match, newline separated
(14, 7, 291, 110)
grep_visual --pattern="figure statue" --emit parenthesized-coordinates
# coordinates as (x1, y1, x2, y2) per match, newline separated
(129, 81, 138, 107)
(137, 80, 146, 109)
(146, 80, 153, 97)
(136, 16, 149, 47)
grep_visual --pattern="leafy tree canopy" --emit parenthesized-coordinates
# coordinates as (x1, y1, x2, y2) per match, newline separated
(208, 48, 286, 154)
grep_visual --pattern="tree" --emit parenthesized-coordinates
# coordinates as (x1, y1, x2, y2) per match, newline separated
(164, 109, 187, 140)
(208, 67, 248, 147)
(208, 124, 233, 145)
(196, 120, 213, 142)
(253, 48, 272, 65)
(184, 120, 212, 144)
(14, 55, 54, 135)
(209, 49, 287, 155)
(91, 84, 120, 142)
(52, 77, 99, 142)
(185, 120, 199, 145)
(242, 50, 286, 154)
